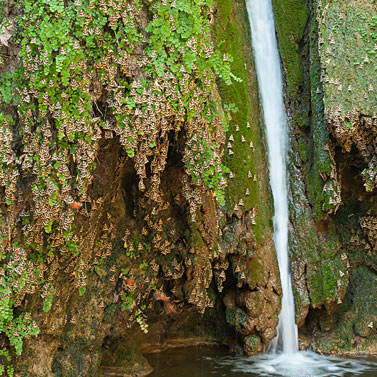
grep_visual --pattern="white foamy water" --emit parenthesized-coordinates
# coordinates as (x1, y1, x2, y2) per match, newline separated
(246, 0, 297, 353)
(217, 351, 377, 377)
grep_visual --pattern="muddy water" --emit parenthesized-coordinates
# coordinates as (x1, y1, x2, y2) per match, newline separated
(146, 346, 377, 377)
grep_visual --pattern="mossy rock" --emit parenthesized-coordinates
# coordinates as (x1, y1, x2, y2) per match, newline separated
(226, 307, 247, 333)
(213, 0, 273, 243)
(312, 266, 377, 353)
(244, 334, 262, 355)
(272, 0, 309, 100)
(167, 301, 231, 342)
(319, 0, 377, 118)
(101, 339, 152, 376)
(248, 257, 266, 289)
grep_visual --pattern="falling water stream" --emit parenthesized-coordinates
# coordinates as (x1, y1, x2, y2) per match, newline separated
(146, 1, 377, 376)
(246, 0, 297, 354)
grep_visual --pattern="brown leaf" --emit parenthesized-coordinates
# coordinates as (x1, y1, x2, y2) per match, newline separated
(0, 22, 13, 47)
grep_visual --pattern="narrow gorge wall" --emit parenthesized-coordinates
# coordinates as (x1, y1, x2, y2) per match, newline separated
(273, 0, 377, 353)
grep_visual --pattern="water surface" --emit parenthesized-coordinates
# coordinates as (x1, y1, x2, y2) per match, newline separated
(146, 346, 377, 377)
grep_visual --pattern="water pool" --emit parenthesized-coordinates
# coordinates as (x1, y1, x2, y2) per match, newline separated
(146, 347, 377, 377)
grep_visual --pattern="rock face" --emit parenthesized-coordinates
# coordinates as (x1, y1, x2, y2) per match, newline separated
(273, 0, 377, 353)
(0, 0, 281, 375)
(0, 0, 376, 375)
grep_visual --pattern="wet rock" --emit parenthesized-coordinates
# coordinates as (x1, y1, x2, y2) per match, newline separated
(223, 289, 237, 311)
(237, 288, 279, 343)
(298, 335, 311, 351)
(244, 334, 262, 355)
(226, 307, 248, 334)
(354, 315, 376, 339)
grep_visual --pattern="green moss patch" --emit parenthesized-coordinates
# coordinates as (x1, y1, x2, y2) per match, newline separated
(314, 266, 377, 353)
(319, 0, 377, 118)
(248, 258, 266, 288)
(213, 0, 273, 242)
(272, 0, 309, 100)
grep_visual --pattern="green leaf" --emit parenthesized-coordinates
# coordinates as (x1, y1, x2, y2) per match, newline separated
(44, 221, 53, 234)
(78, 286, 86, 296)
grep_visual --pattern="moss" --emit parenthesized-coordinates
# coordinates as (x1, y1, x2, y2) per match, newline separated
(305, 0, 377, 219)
(272, 0, 335, 219)
(314, 266, 377, 353)
(336, 209, 377, 273)
(100, 338, 152, 377)
(307, 240, 347, 306)
(306, 4, 335, 219)
(244, 334, 262, 354)
(319, 0, 377, 118)
(298, 140, 309, 163)
(288, 162, 346, 310)
(191, 229, 204, 249)
(213, 0, 273, 243)
(235, 239, 247, 255)
(103, 304, 117, 324)
(349, 267, 377, 334)
(248, 258, 266, 288)
(288, 163, 320, 316)
(101, 340, 144, 368)
(293, 112, 309, 130)
(52, 341, 101, 377)
(272, 0, 309, 100)
(225, 307, 247, 333)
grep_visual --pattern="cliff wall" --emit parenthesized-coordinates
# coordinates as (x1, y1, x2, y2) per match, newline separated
(273, 0, 377, 353)
(0, 0, 280, 375)
(0, 0, 376, 375)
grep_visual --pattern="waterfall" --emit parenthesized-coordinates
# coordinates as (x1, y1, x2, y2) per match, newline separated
(246, 0, 298, 353)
